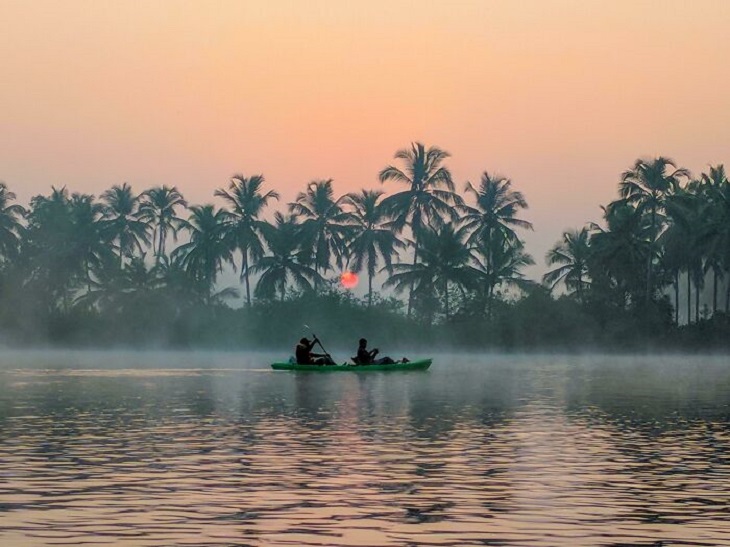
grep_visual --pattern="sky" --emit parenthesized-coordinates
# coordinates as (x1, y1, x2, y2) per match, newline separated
(1, 0, 729, 280)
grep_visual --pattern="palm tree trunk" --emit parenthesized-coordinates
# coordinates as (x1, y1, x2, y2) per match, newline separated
(242, 253, 251, 307)
(674, 271, 679, 325)
(726, 269, 730, 313)
(485, 228, 494, 318)
(407, 213, 422, 317)
(695, 270, 701, 323)
(647, 206, 656, 304)
(207, 263, 215, 305)
(314, 263, 320, 294)
(152, 227, 159, 264)
(577, 273, 583, 303)
(686, 270, 691, 325)
(713, 268, 718, 316)
(368, 271, 373, 307)
(157, 223, 162, 260)
(157, 224, 165, 264)
(406, 233, 420, 317)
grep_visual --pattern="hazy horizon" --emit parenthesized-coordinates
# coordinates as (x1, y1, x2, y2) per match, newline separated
(2, 0, 729, 279)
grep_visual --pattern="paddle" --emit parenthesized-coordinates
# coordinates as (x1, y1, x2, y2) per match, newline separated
(303, 325, 335, 364)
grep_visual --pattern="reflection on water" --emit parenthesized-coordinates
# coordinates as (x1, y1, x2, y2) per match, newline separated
(1, 352, 729, 546)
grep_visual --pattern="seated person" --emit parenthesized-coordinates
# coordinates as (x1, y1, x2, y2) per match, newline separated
(295, 337, 334, 365)
(355, 338, 395, 365)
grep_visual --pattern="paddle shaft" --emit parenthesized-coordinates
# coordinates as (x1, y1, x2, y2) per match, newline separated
(311, 333, 332, 359)
(303, 324, 334, 363)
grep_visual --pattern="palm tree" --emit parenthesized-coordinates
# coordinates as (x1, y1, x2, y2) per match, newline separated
(619, 157, 689, 302)
(664, 183, 707, 324)
(174, 205, 235, 303)
(100, 183, 150, 267)
(589, 200, 651, 309)
(289, 180, 350, 291)
(490, 240, 535, 290)
(543, 227, 591, 301)
(685, 191, 706, 324)
(155, 253, 206, 307)
(384, 225, 481, 321)
(24, 187, 110, 309)
(700, 164, 730, 314)
(24, 187, 73, 310)
(75, 255, 148, 312)
(0, 182, 26, 262)
(215, 174, 279, 307)
(69, 193, 114, 290)
(124, 256, 161, 293)
(661, 212, 689, 325)
(378, 142, 462, 314)
(474, 237, 534, 318)
(462, 172, 533, 310)
(341, 189, 405, 306)
(138, 186, 187, 264)
(251, 212, 321, 301)
(463, 172, 532, 245)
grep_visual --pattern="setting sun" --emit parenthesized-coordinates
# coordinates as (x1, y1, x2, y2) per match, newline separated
(340, 271, 359, 289)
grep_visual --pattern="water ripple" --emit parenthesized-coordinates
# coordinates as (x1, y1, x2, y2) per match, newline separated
(1, 353, 730, 545)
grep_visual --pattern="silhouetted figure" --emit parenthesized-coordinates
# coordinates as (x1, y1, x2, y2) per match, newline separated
(355, 338, 395, 365)
(296, 337, 333, 365)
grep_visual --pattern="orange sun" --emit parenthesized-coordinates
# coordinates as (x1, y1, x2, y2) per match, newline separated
(340, 271, 359, 289)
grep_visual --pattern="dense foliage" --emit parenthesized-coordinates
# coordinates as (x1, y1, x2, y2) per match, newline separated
(0, 145, 728, 352)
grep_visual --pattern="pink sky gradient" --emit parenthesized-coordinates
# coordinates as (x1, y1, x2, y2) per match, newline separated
(1, 0, 729, 278)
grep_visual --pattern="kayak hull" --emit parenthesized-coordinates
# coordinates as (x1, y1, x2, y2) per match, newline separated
(271, 359, 432, 372)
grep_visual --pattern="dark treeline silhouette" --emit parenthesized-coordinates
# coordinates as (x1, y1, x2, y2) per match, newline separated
(0, 145, 728, 351)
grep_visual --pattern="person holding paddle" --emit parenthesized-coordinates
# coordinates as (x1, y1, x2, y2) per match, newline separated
(355, 338, 396, 365)
(295, 337, 334, 365)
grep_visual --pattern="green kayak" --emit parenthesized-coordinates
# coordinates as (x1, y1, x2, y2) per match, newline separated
(271, 358, 432, 372)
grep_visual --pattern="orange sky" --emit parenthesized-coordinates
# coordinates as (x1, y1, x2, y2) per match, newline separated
(1, 0, 729, 278)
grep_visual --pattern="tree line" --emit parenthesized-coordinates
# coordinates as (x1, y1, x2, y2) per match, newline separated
(544, 159, 730, 327)
(0, 143, 728, 350)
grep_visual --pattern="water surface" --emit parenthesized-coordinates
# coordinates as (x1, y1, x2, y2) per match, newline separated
(1, 351, 729, 546)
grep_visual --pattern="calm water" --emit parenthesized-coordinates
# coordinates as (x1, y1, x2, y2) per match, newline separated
(1, 351, 729, 546)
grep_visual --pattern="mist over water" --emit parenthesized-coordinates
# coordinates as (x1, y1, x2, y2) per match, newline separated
(1, 351, 729, 546)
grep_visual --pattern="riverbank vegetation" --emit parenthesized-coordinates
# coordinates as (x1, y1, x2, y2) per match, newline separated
(1, 143, 728, 352)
